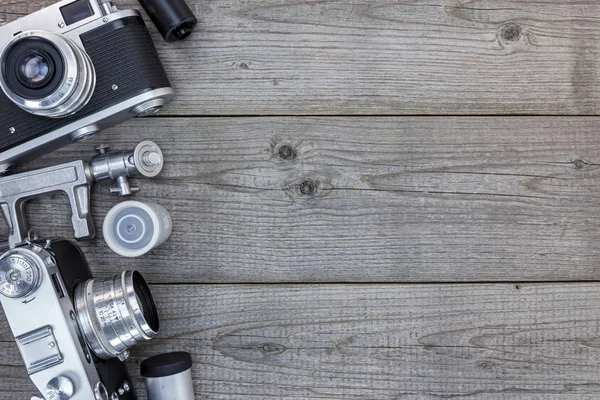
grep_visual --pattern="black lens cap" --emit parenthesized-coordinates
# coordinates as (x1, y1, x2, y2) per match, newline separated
(138, 0, 198, 42)
(141, 352, 193, 378)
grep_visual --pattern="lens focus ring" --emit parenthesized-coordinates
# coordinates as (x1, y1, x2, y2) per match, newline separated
(74, 271, 159, 360)
(0, 30, 96, 118)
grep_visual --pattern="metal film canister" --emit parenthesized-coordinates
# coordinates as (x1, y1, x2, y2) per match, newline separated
(103, 201, 172, 257)
(141, 352, 194, 400)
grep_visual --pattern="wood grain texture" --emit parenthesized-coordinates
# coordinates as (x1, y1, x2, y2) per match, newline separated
(2, 283, 600, 399)
(3, 0, 600, 115)
(2, 2, 600, 398)
(7, 116, 600, 283)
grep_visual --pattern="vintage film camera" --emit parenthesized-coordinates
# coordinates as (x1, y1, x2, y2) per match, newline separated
(0, 239, 159, 399)
(0, 0, 181, 172)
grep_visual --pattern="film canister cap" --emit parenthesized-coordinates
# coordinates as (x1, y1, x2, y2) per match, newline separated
(103, 201, 172, 258)
(141, 352, 193, 378)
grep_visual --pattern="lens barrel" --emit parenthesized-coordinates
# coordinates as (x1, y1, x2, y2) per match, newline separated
(0, 30, 95, 118)
(74, 271, 159, 360)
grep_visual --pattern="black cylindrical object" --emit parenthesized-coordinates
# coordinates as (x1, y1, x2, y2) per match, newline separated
(141, 352, 194, 400)
(141, 351, 194, 400)
(138, 0, 198, 42)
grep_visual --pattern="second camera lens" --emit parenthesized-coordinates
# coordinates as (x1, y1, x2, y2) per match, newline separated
(74, 271, 159, 361)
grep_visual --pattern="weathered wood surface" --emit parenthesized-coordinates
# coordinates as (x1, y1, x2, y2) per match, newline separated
(3, 0, 600, 115)
(2, 283, 600, 399)
(2, 0, 600, 398)
(11, 116, 600, 283)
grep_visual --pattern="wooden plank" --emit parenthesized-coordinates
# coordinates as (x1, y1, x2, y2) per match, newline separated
(2, 0, 600, 115)
(2, 283, 600, 399)
(10, 116, 600, 283)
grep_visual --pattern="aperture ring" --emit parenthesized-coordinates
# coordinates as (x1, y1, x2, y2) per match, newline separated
(74, 271, 159, 360)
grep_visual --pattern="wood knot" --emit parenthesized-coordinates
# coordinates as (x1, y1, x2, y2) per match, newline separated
(284, 177, 331, 201)
(479, 361, 494, 370)
(574, 159, 585, 169)
(299, 179, 316, 196)
(500, 23, 521, 42)
(261, 343, 286, 354)
(262, 343, 273, 352)
(278, 144, 297, 161)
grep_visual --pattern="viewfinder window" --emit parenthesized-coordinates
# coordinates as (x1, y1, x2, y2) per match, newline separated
(60, 0, 95, 26)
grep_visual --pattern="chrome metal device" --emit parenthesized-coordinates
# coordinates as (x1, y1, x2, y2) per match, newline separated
(91, 141, 163, 196)
(0, 141, 164, 248)
(0, 240, 158, 400)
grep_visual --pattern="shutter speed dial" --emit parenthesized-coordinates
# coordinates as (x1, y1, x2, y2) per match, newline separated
(0, 253, 42, 298)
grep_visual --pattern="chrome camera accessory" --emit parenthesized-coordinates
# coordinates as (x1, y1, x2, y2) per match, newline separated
(0, 141, 164, 248)
(103, 201, 172, 258)
(92, 141, 164, 196)
(141, 352, 195, 400)
(0, 0, 174, 171)
(0, 240, 159, 400)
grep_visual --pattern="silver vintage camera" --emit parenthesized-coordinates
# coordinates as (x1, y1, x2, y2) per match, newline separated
(0, 0, 174, 172)
(0, 239, 159, 400)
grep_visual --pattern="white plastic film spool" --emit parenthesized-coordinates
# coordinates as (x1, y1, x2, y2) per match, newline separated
(103, 201, 172, 258)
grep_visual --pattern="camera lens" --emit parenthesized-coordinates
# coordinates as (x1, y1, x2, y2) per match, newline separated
(19, 53, 52, 86)
(2, 37, 63, 99)
(0, 30, 96, 118)
(74, 271, 159, 360)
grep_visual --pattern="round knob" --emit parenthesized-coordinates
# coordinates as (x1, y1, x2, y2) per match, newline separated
(0, 252, 42, 298)
(133, 141, 164, 178)
(45, 376, 74, 400)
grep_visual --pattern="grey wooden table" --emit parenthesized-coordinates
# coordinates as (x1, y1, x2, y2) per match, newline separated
(2, 0, 600, 399)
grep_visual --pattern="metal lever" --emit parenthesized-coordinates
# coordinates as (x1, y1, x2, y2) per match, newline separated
(0, 141, 164, 248)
